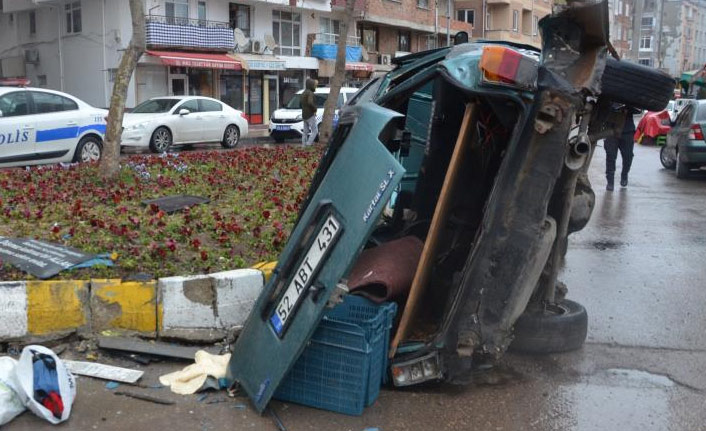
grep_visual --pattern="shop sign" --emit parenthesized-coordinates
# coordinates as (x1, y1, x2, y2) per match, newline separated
(248, 60, 286, 71)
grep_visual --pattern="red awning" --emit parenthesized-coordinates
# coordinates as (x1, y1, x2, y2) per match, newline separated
(147, 50, 242, 70)
(345, 62, 373, 72)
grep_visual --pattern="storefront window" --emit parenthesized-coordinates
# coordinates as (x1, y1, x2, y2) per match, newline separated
(188, 69, 214, 97)
(279, 70, 304, 109)
(220, 70, 244, 111)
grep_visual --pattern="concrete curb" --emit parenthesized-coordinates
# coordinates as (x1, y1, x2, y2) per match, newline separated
(0, 267, 268, 343)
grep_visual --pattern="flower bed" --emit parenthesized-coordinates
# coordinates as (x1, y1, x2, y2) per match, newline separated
(0, 146, 321, 280)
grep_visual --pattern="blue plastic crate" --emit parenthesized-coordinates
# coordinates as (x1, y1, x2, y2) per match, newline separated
(273, 295, 397, 415)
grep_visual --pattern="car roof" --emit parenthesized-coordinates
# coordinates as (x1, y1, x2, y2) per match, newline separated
(295, 87, 359, 94)
(0, 86, 74, 96)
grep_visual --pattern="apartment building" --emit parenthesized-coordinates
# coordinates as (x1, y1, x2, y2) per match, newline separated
(608, 0, 634, 60)
(449, 0, 552, 48)
(0, 0, 472, 124)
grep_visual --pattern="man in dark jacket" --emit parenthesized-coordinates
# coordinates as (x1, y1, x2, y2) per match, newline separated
(300, 78, 318, 146)
(605, 104, 640, 190)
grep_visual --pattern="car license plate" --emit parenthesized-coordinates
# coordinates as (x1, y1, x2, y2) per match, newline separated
(270, 213, 341, 336)
(275, 125, 291, 131)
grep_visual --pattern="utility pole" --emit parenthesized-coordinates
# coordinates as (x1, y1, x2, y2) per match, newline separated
(446, 0, 451, 46)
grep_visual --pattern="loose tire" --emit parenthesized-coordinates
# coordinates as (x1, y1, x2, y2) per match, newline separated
(676, 152, 690, 179)
(221, 124, 240, 149)
(660, 146, 676, 170)
(149, 127, 172, 153)
(73, 136, 102, 163)
(601, 58, 676, 112)
(510, 299, 588, 354)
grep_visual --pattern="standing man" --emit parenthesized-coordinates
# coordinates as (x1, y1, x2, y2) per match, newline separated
(605, 104, 640, 190)
(300, 78, 318, 146)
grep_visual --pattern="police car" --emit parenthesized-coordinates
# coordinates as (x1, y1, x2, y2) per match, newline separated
(0, 85, 106, 168)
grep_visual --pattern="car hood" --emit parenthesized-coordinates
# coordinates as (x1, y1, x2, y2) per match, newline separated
(272, 109, 302, 120)
(123, 112, 165, 126)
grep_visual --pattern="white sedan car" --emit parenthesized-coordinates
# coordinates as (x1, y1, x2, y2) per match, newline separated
(0, 86, 106, 167)
(121, 96, 249, 153)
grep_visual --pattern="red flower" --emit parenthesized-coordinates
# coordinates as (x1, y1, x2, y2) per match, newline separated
(191, 238, 201, 249)
(200, 250, 208, 261)
(262, 210, 271, 220)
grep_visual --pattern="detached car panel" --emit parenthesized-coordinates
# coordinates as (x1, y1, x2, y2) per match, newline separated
(227, 103, 405, 413)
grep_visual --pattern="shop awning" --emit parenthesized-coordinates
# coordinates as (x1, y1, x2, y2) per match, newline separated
(680, 69, 706, 88)
(229, 54, 286, 71)
(345, 62, 374, 72)
(146, 50, 242, 70)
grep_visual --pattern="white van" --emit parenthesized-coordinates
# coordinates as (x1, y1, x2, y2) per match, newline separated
(268, 87, 358, 143)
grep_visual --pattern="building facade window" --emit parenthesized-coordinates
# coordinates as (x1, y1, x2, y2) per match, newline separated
(533, 15, 538, 36)
(638, 58, 652, 66)
(358, 25, 378, 53)
(418, 0, 429, 9)
(29, 11, 36, 35)
(320, 17, 340, 45)
(230, 4, 251, 37)
(512, 10, 519, 32)
(486, 12, 491, 30)
(65, 1, 81, 34)
(198, 1, 206, 24)
(641, 16, 654, 28)
(639, 35, 652, 50)
(272, 11, 301, 56)
(457, 9, 474, 25)
(617, 0, 623, 15)
(398, 31, 411, 52)
(166, 0, 188, 24)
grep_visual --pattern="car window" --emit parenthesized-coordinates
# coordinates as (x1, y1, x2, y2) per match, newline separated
(0, 91, 30, 117)
(676, 103, 695, 126)
(132, 99, 179, 113)
(284, 93, 328, 109)
(696, 104, 706, 122)
(175, 99, 199, 114)
(199, 99, 222, 112)
(32, 91, 78, 114)
(346, 78, 383, 106)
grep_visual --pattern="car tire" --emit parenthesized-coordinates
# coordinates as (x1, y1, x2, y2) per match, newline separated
(660, 146, 676, 170)
(221, 124, 240, 149)
(273, 136, 285, 144)
(73, 135, 103, 163)
(149, 127, 172, 153)
(509, 299, 588, 354)
(601, 58, 676, 112)
(676, 151, 690, 179)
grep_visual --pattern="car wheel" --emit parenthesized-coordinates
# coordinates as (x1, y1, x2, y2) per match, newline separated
(600, 58, 676, 112)
(149, 127, 172, 153)
(660, 146, 676, 170)
(509, 299, 588, 354)
(273, 136, 285, 144)
(221, 124, 240, 149)
(676, 151, 690, 179)
(73, 136, 103, 163)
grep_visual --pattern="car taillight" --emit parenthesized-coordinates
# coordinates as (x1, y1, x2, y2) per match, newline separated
(479, 46, 538, 90)
(240, 112, 248, 122)
(688, 124, 704, 140)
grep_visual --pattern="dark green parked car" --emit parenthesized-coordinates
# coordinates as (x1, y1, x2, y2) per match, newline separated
(661, 99, 706, 178)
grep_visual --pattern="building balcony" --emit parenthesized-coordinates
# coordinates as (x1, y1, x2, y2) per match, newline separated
(311, 33, 362, 62)
(145, 15, 235, 52)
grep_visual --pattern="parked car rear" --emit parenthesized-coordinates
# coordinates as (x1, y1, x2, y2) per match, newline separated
(660, 99, 706, 178)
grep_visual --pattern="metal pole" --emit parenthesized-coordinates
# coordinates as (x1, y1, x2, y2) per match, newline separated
(434, 0, 438, 48)
(446, 0, 451, 46)
(482, 0, 487, 38)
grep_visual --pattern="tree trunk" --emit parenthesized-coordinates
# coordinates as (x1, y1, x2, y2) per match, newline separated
(318, 0, 356, 144)
(100, 0, 146, 179)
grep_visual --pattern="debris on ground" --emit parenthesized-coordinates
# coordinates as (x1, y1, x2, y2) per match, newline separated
(98, 336, 220, 361)
(159, 351, 231, 395)
(141, 195, 210, 214)
(105, 381, 120, 390)
(64, 360, 143, 384)
(0, 237, 100, 279)
(114, 390, 174, 405)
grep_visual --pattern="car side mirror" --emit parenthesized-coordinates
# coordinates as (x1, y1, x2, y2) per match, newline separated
(179, 108, 190, 116)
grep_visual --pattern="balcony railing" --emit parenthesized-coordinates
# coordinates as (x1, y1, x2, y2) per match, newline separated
(314, 33, 360, 46)
(145, 15, 235, 52)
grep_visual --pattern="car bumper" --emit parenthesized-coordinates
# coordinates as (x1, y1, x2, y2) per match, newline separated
(681, 140, 706, 164)
(269, 121, 304, 139)
(120, 130, 151, 147)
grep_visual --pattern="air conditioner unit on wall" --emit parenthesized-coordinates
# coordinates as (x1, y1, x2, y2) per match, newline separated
(24, 49, 39, 64)
(251, 39, 266, 54)
(380, 54, 391, 65)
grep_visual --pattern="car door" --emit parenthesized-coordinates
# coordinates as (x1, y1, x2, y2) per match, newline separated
(0, 90, 35, 164)
(226, 103, 405, 413)
(171, 99, 203, 143)
(198, 99, 227, 142)
(31, 91, 81, 160)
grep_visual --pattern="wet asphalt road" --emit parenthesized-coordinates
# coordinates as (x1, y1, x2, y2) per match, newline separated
(7, 142, 706, 431)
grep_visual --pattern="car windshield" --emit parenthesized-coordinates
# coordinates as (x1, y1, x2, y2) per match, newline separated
(132, 99, 180, 113)
(285, 93, 328, 109)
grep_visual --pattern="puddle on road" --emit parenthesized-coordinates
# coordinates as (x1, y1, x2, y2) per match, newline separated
(590, 240, 626, 251)
(599, 368, 676, 388)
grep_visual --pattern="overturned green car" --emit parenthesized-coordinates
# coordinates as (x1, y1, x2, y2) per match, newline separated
(227, 0, 675, 411)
